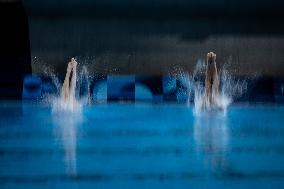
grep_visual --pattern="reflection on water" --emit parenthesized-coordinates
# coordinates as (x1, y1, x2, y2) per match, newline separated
(194, 112, 230, 174)
(2, 104, 284, 188)
(52, 113, 82, 176)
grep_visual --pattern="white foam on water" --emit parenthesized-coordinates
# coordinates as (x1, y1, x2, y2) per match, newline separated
(52, 96, 82, 113)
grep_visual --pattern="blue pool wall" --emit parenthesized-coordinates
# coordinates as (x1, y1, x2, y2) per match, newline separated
(22, 74, 284, 103)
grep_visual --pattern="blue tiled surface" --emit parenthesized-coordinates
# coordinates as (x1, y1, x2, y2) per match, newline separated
(22, 75, 42, 100)
(107, 75, 135, 101)
(135, 84, 153, 101)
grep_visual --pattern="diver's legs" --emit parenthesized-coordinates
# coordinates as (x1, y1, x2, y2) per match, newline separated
(204, 66, 213, 107)
(61, 61, 73, 100)
(204, 52, 218, 108)
(212, 67, 219, 101)
(69, 58, 77, 99)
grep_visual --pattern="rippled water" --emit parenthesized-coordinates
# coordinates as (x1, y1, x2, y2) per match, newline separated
(0, 102, 284, 189)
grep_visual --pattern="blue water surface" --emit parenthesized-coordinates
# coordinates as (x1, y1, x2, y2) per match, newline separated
(0, 102, 284, 189)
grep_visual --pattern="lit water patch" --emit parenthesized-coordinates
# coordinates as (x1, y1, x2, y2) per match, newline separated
(52, 111, 83, 176)
(194, 111, 230, 174)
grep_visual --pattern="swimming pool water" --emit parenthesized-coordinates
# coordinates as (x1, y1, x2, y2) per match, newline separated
(0, 102, 284, 189)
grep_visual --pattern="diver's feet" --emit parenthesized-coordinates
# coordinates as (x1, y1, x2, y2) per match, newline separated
(66, 58, 77, 73)
(207, 52, 216, 64)
(70, 58, 77, 69)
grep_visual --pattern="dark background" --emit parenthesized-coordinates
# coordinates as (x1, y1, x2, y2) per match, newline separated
(22, 0, 284, 76)
(1, 0, 284, 99)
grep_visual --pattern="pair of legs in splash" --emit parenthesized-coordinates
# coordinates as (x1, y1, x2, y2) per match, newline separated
(61, 58, 77, 102)
(203, 52, 220, 109)
(62, 52, 220, 107)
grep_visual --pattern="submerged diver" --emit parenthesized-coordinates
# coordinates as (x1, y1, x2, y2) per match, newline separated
(61, 58, 78, 102)
(203, 52, 220, 109)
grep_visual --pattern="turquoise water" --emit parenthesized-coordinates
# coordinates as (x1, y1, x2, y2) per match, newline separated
(0, 102, 284, 189)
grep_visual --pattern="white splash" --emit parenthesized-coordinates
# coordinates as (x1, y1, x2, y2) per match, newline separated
(52, 96, 82, 113)
(77, 65, 92, 106)
(41, 64, 92, 113)
(176, 59, 247, 114)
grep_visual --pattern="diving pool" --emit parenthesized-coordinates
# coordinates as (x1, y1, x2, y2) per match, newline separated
(0, 102, 284, 189)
